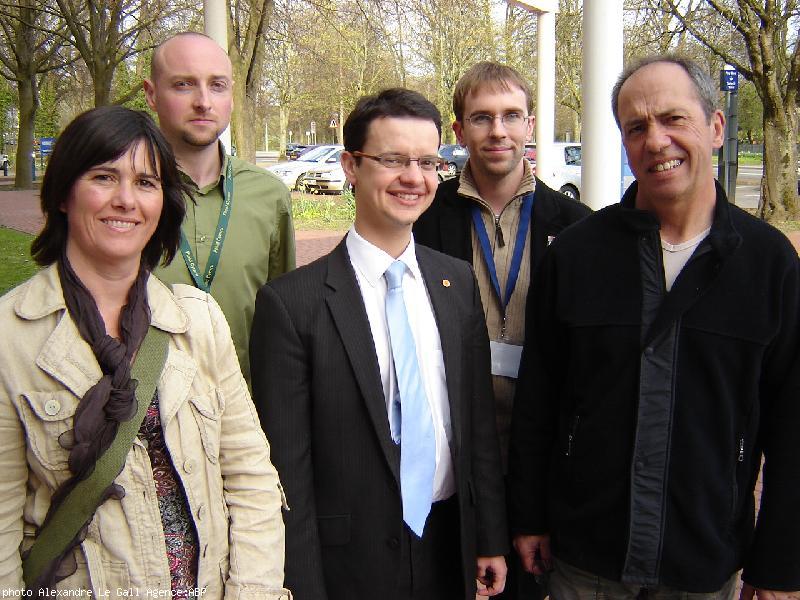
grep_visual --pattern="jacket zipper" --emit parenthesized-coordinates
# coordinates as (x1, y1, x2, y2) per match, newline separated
(566, 415, 581, 456)
(494, 215, 505, 248)
(731, 434, 745, 519)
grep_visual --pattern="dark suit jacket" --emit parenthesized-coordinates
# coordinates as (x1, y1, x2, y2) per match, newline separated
(413, 176, 591, 274)
(250, 239, 508, 600)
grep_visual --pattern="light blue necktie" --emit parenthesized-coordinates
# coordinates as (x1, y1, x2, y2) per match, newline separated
(384, 260, 436, 538)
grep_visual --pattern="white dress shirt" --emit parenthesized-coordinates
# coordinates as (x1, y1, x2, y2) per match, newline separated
(346, 227, 456, 502)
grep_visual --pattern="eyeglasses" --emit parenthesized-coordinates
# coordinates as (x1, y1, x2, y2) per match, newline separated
(352, 151, 443, 172)
(464, 112, 529, 129)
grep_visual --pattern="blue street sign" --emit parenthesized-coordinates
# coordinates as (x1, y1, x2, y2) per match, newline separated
(40, 137, 56, 156)
(720, 69, 738, 91)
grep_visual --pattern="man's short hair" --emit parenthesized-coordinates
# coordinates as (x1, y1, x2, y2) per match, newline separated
(149, 31, 215, 81)
(343, 88, 442, 157)
(452, 62, 534, 122)
(611, 55, 718, 126)
(32, 106, 188, 269)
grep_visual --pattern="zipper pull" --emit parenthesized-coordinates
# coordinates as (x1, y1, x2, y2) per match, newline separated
(738, 437, 744, 463)
(495, 215, 505, 248)
(566, 415, 580, 456)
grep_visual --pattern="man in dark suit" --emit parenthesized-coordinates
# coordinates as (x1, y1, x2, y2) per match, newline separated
(413, 62, 590, 600)
(250, 88, 508, 600)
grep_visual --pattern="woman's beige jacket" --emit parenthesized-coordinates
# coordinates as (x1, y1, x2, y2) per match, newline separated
(0, 265, 290, 600)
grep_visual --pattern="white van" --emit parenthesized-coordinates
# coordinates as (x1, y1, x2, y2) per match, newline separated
(532, 142, 635, 203)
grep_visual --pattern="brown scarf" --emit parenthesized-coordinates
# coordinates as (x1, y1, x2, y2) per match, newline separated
(30, 252, 151, 591)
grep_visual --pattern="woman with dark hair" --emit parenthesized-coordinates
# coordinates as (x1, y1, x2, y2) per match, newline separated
(0, 106, 289, 599)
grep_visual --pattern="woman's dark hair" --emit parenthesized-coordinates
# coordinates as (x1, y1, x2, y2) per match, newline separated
(31, 105, 187, 270)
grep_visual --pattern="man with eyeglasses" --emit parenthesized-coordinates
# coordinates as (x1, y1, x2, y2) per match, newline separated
(414, 62, 590, 600)
(250, 88, 508, 600)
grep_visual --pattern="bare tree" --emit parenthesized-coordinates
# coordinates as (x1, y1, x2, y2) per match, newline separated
(261, 0, 305, 155)
(52, 0, 174, 107)
(0, 0, 67, 188)
(262, 0, 401, 154)
(227, 0, 274, 161)
(555, 0, 582, 140)
(410, 0, 498, 141)
(658, 0, 799, 220)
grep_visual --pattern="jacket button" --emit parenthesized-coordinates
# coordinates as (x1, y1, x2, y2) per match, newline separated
(44, 399, 61, 416)
(183, 458, 196, 473)
(644, 347, 654, 356)
(387, 537, 400, 549)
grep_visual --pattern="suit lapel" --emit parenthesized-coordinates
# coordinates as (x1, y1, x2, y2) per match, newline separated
(325, 241, 400, 483)
(417, 249, 462, 456)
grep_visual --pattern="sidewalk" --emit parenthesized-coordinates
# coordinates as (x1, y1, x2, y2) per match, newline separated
(0, 187, 344, 266)
(1, 187, 798, 259)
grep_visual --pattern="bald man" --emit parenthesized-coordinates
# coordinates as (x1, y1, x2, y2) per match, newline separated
(145, 32, 295, 385)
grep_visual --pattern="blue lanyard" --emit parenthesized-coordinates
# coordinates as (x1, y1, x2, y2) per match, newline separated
(470, 193, 534, 319)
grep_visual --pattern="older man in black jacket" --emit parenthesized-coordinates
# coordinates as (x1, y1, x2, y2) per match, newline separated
(509, 55, 800, 599)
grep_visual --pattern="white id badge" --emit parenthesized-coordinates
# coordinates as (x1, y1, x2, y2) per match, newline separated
(490, 341, 523, 379)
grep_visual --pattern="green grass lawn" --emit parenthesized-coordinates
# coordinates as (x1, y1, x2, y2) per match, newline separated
(0, 227, 37, 296)
(291, 189, 355, 230)
(710, 151, 767, 167)
(735, 152, 764, 166)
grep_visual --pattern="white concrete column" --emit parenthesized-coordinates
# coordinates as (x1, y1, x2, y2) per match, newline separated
(508, 0, 557, 183)
(581, 0, 624, 209)
(535, 10, 556, 186)
(204, 0, 233, 152)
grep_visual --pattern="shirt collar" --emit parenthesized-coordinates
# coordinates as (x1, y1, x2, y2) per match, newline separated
(346, 226, 422, 288)
(458, 159, 536, 210)
(14, 263, 188, 334)
(179, 142, 230, 196)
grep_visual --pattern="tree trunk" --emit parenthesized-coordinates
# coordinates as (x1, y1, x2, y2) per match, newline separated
(337, 98, 344, 145)
(278, 105, 288, 158)
(758, 107, 799, 221)
(94, 61, 115, 106)
(572, 110, 581, 142)
(230, 78, 256, 161)
(15, 76, 37, 189)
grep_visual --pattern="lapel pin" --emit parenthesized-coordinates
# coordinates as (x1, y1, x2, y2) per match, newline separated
(442, 279, 451, 287)
(547, 235, 555, 245)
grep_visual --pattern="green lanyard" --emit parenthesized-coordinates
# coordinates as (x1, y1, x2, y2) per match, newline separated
(179, 160, 233, 293)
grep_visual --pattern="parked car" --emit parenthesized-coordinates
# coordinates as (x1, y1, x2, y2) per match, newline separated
(268, 145, 343, 190)
(437, 144, 469, 179)
(284, 143, 303, 159)
(289, 144, 320, 160)
(528, 142, 634, 203)
(524, 143, 536, 166)
(288, 144, 317, 160)
(299, 162, 351, 194)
